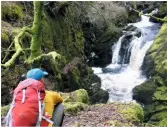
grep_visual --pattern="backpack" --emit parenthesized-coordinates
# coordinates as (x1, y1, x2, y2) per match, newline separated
(5, 78, 47, 127)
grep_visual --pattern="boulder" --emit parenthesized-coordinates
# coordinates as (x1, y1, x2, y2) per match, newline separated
(60, 89, 90, 114)
(133, 79, 157, 105)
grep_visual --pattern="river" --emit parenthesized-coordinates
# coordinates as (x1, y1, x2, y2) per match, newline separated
(92, 15, 160, 102)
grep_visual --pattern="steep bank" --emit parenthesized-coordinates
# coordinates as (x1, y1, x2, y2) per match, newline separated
(133, 22, 167, 126)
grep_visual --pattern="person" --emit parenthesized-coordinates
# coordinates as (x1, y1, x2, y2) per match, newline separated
(26, 68, 64, 127)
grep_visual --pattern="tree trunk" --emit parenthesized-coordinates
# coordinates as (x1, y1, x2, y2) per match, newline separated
(28, 1, 44, 61)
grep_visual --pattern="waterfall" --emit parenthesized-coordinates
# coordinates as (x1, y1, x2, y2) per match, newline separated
(92, 15, 160, 102)
(112, 35, 125, 64)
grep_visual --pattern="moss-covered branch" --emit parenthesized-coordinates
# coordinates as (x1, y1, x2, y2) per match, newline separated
(26, 51, 61, 64)
(145, 14, 167, 22)
(28, 1, 44, 62)
(124, 2, 167, 23)
(1, 27, 31, 68)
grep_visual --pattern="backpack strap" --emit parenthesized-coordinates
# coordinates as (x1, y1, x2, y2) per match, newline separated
(22, 89, 26, 103)
(5, 96, 16, 127)
(36, 91, 45, 127)
(42, 116, 54, 125)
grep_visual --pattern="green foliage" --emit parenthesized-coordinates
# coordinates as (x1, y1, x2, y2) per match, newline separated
(1, 2, 23, 21)
(1, 105, 10, 116)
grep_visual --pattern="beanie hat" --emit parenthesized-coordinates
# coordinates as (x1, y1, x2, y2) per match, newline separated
(26, 68, 48, 80)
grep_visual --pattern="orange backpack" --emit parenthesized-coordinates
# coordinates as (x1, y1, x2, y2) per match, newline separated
(5, 78, 46, 127)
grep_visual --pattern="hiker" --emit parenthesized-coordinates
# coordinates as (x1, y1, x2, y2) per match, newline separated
(5, 68, 64, 127)
(26, 68, 64, 127)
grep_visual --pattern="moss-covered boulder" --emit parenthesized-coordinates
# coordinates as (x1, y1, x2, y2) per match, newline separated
(61, 89, 89, 104)
(60, 89, 89, 114)
(133, 79, 157, 105)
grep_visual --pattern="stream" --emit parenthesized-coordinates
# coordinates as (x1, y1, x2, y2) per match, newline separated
(92, 15, 160, 102)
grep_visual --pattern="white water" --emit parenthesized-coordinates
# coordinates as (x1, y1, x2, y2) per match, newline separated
(92, 15, 160, 102)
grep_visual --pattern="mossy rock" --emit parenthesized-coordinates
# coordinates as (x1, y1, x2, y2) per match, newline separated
(119, 102, 144, 125)
(60, 89, 89, 104)
(1, 105, 10, 116)
(158, 118, 167, 127)
(148, 110, 167, 125)
(133, 79, 157, 105)
(64, 102, 88, 115)
(153, 86, 167, 101)
(1, 2, 23, 21)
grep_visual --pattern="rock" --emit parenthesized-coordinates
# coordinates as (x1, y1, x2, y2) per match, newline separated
(60, 89, 89, 104)
(139, 22, 167, 125)
(133, 79, 157, 105)
(60, 89, 90, 115)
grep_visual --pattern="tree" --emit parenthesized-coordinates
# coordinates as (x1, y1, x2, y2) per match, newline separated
(1, 1, 61, 68)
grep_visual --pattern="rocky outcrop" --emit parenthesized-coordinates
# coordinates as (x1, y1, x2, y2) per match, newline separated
(133, 22, 167, 125)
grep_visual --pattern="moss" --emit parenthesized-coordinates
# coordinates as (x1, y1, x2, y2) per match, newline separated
(158, 118, 167, 127)
(107, 119, 134, 127)
(119, 102, 144, 124)
(133, 79, 157, 104)
(158, 3, 167, 16)
(64, 102, 88, 115)
(1, 105, 10, 116)
(149, 110, 167, 124)
(1, 33, 10, 43)
(153, 86, 167, 101)
(75, 89, 89, 104)
(71, 67, 80, 85)
(1, 2, 23, 21)
(28, 1, 44, 62)
(60, 89, 89, 104)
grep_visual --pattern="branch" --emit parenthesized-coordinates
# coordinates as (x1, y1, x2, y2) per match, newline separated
(2, 41, 15, 63)
(124, 2, 167, 23)
(1, 27, 31, 68)
(25, 51, 61, 64)
(144, 14, 167, 22)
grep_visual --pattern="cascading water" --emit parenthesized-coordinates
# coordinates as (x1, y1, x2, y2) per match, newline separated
(92, 15, 160, 102)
